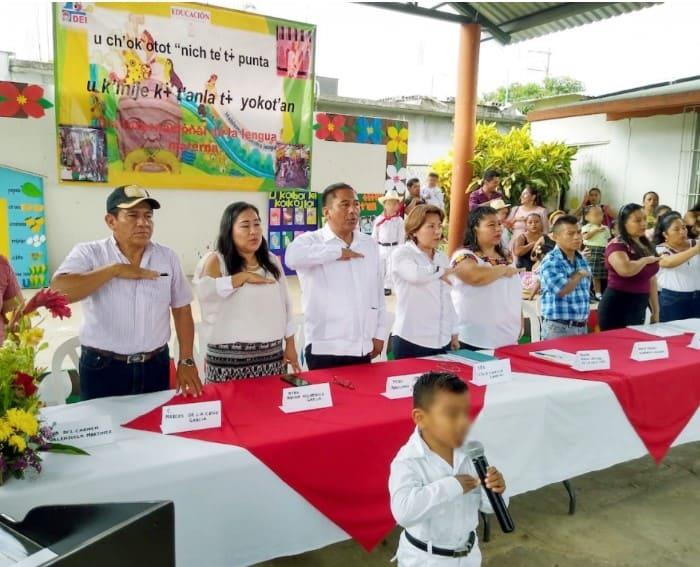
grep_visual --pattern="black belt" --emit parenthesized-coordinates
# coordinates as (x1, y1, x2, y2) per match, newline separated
(545, 318, 587, 328)
(404, 530, 476, 558)
(84, 344, 168, 364)
(379, 242, 399, 247)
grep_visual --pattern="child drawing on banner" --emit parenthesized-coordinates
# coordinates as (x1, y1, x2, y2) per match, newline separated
(372, 190, 405, 296)
(389, 372, 507, 567)
(582, 205, 611, 300)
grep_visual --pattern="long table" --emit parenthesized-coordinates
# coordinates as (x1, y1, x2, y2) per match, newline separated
(1, 321, 699, 566)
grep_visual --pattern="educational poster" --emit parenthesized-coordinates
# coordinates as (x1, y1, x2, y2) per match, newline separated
(0, 166, 49, 289)
(358, 193, 384, 235)
(268, 190, 319, 275)
(53, 2, 315, 190)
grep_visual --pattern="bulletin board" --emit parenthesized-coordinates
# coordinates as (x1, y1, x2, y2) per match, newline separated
(0, 166, 49, 288)
(268, 190, 319, 274)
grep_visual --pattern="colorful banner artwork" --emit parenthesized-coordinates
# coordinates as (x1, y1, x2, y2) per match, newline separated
(268, 190, 319, 274)
(0, 166, 49, 289)
(358, 193, 384, 235)
(313, 113, 409, 195)
(0, 82, 53, 119)
(54, 2, 315, 190)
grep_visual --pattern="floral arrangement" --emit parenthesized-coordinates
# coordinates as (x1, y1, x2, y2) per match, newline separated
(0, 289, 84, 484)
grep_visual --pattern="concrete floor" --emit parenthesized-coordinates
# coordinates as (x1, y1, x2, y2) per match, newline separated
(31, 282, 700, 566)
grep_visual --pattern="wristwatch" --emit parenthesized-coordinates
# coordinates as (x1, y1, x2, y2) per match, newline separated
(178, 358, 196, 367)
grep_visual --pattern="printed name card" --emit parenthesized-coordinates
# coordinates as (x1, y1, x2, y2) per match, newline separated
(688, 333, 700, 350)
(280, 383, 333, 413)
(471, 359, 512, 386)
(573, 349, 611, 372)
(50, 415, 114, 448)
(381, 374, 420, 399)
(630, 340, 669, 362)
(161, 400, 222, 434)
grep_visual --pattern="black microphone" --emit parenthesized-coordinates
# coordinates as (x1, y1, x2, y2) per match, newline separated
(466, 441, 515, 533)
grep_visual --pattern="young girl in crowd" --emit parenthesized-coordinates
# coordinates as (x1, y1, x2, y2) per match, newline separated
(506, 186, 548, 247)
(520, 247, 543, 301)
(512, 213, 544, 271)
(582, 205, 611, 300)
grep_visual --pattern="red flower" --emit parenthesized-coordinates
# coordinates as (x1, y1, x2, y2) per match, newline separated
(315, 113, 345, 142)
(13, 372, 37, 398)
(0, 82, 46, 118)
(22, 289, 72, 320)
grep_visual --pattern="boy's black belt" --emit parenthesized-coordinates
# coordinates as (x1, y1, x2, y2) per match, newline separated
(404, 530, 476, 558)
(379, 242, 399, 247)
(84, 344, 168, 364)
(545, 318, 587, 328)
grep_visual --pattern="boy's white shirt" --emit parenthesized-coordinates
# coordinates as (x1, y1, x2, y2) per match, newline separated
(421, 185, 445, 210)
(371, 215, 405, 245)
(389, 428, 507, 562)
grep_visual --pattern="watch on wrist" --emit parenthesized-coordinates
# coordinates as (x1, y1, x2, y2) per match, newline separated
(178, 358, 196, 367)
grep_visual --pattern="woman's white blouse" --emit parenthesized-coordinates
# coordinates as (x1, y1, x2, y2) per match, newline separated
(390, 242, 458, 349)
(656, 241, 700, 292)
(194, 252, 295, 346)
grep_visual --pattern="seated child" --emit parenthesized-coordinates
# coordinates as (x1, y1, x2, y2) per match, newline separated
(389, 372, 506, 566)
(520, 248, 543, 300)
(582, 205, 611, 300)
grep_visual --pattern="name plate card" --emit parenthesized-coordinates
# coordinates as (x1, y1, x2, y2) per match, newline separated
(381, 374, 420, 399)
(630, 340, 669, 362)
(471, 359, 512, 386)
(573, 349, 611, 372)
(280, 383, 333, 413)
(161, 400, 222, 434)
(688, 333, 700, 350)
(50, 415, 114, 448)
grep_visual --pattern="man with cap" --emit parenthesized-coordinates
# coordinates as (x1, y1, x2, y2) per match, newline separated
(52, 185, 202, 400)
(372, 189, 405, 296)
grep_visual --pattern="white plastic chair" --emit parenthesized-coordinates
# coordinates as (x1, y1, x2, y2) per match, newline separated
(522, 299, 541, 342)
(38, 336, 80, 406)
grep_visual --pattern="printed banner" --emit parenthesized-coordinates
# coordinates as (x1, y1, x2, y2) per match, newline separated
(358, 193, 384, 235)
(0, 166, 49, 289)
(268, 190, 319, 274)
(54, 2, 315, 190)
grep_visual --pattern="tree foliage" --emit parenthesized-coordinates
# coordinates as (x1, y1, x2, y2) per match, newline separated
(481, 76, 584, 112)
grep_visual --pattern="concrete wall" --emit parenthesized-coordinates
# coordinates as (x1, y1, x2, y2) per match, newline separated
(530, 112, 692, 213)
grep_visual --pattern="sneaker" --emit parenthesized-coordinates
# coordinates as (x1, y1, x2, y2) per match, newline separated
(384, 289, 392, 296)
(594, 293, 602, 301)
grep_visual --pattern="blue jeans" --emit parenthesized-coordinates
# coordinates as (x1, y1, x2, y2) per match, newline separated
(659, 289, 700, 322)
(79, 346, 170, 401)
(541, 320, 589, 340)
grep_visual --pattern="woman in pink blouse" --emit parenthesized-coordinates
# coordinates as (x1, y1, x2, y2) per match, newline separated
(506, 186, 548, 249)
(0, 255, 23, 342)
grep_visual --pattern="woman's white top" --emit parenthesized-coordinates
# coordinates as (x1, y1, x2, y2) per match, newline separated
(390, 242, 458, 349)
(655, 241, 700, 292)
(450, 248, 522, 349)
(194, 251, 295, 346)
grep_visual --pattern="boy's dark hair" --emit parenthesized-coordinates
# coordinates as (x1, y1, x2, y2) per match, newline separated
(413, 372, 468, 410)
(483, 169, 500, 181)
(322, 182, 355, 207)
(428, 172, 439, 179)
(553, 214, 580, 233)
(407, 177, 420, 188)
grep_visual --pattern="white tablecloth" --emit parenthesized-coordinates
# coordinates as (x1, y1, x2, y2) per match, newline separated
(1, 337, 699, 566)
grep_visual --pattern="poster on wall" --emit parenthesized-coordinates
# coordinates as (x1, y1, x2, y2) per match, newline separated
(358, 193, 384, 235)
(268, 190, 319, 274)
(0, 166, 49, 289)
(53, 2, 315, 190)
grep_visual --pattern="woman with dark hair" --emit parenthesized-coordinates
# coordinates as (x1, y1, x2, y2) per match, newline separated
(450, 206, 522, 350)
(505, 185, 549, 248)
(573, 187, 616, 227)
(194, 202, 300, 381)
(653, 211, 700, 322)
(598, 203, 661, 330)
(642, 191, 660, 229)
(512, 212, 544, 271)
(390, 205, 459, 359)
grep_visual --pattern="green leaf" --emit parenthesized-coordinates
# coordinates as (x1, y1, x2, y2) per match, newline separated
(21, 182, 42, 198)
(38, 98, 53, 109)
(45, 442, 90, 456)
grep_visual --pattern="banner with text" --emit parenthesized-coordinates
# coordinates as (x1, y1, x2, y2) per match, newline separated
(268, 190, 319, 275)
(54, 2, 315, 190)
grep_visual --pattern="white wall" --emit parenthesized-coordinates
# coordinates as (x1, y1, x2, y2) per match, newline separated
(531, 112, 690, 213)
(0, 88, 268, 276)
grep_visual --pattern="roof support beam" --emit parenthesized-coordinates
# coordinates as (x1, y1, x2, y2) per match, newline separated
(499, 2, 619, 34)
(361, 2, 480, 26)
(449, 3, 511, 44)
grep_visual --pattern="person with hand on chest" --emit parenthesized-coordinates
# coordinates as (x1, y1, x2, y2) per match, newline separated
(285, 182, 389, 370)
(372, 189, 405, 296)
(51, 185, 202, 400)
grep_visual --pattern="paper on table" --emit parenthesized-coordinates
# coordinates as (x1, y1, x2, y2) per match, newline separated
(628, 323, 685, 338)
(381, 374, 420, 399)
(530, 349, 576, 367)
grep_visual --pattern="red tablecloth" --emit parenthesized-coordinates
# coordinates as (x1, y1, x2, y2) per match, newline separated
(496, 328, 700, 463)
(124, 358, 485, 550)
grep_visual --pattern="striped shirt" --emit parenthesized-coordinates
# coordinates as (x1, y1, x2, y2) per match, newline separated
(55, 236, 192, 355)
(540, 246, 591, 322)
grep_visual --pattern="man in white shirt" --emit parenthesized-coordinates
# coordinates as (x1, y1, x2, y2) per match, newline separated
(421, 172, 445, 211)
(390, 372, 506, 566)
(52, 185, 202, 400)
(285, 182, 389, 370)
